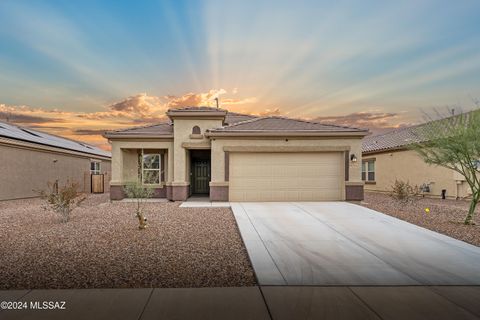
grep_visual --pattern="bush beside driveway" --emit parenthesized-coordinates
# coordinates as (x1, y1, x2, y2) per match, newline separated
(0, 194, 255, 289)
(361, 192, 480, 247)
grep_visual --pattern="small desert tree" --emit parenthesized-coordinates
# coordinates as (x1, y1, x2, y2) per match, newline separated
(123, 183, 154, 229)
(38, 181, 85, 222)
(411, 109, 480, 225)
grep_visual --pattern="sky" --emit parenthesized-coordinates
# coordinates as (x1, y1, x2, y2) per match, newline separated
(0, 0, 479, 150)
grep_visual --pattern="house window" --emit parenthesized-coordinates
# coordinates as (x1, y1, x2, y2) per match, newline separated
(90, 161, 101, 175)
(362, 160, 375, 182)
(142, 153, 161, 185)
(192, 126, 201, 134)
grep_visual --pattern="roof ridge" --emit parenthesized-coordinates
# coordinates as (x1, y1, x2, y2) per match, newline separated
(265, 115, 367, 131)
(108, 121, 171, 133)
(216, 116, 267, 129)
(219, 115, 366, 131)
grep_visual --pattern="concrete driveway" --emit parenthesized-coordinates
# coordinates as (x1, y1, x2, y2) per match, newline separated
(231, 202, 480, 286)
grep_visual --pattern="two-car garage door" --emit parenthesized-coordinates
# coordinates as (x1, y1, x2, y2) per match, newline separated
(229, 152, 344, 201)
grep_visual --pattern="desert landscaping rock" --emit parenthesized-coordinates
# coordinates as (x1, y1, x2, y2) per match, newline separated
(0, 194, 256, 289)
(361, 192, 480, 247)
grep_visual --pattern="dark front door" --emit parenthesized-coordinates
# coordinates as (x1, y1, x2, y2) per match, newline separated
(192, 160, 210, 194)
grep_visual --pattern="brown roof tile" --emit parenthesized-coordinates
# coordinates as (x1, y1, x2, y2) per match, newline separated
(362, 111, 478, 153)
(104, 121, 173, 138)
(362, 125, 427, 153)
(224, 112, 257, 125)
(209, 116, 367, 133)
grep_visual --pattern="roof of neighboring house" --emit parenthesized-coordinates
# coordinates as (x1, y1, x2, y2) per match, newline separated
(104, 121, 173, 138)
(362, 125, 428, 154)
(207, 116, 368, 135)
(0, 120, 111, 158)
(361, 111, 479, 154)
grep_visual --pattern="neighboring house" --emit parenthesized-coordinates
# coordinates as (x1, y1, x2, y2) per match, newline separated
(362, 120, 472, 199)
(104, 107, 368, 202)
(0, 120, 111, 201)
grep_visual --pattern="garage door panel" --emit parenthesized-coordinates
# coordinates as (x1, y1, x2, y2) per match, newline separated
(229, 152, 344, 202)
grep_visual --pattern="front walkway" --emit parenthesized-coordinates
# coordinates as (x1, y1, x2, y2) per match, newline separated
(231, 202, 480, 286)
(1, 286, 480, 320)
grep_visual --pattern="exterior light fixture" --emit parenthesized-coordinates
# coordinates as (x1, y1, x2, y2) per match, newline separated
(350, 154, 357, 163)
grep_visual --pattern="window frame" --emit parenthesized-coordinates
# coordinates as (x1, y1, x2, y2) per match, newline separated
(90, 161, 101, 175)
(362, 159, 375, 182)
(141, 151, 161, 185)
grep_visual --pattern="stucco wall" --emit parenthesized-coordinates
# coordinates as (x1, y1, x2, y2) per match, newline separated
(172, 119, 222, 183)
(363, 149, 470, 199)
(110, 139, 173, 186)
(0, 144, 111, 201)
(210, 137, 363, 185)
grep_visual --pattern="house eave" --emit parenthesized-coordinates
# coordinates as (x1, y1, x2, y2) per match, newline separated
(205, 130, 369, 138)
(362, 146, 408, 155)
(103, 133, 174, 139)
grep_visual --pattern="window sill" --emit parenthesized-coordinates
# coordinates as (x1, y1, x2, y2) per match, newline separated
(189, 134, 203, 139)
(365, 181, 376, 185)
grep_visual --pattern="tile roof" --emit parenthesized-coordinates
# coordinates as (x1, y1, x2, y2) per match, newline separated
(209, 116, 367, 133)
(106, 112, 367, 138)
(224, 112, 257, 125)
(0, 120, 111, 158)
(361, 111, 478, 154)
(104, 121, 173, 138)
(362, 125, 428, 153)
(167, 106, 227, 112)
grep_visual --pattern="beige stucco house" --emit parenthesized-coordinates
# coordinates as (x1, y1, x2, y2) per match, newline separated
(362, 123, 472, 200)
(0, 120, 111, 201)
(104, 107, 368, 202)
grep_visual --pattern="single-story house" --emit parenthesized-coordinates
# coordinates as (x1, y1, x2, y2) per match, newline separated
(362, 120, 472, 200)
(0, 120, 111, 201)
(104, 106, 368, 202)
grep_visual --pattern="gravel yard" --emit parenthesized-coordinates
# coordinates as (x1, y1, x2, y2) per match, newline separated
(361, 192, 480, 247)
(0, 194, 255, 289)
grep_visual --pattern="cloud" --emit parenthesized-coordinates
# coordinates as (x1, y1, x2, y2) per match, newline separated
(0, 111, 64, 124)
(0, 89, 259, 150)
(313, 111, 413, 134)
(256, 108, 282, 116)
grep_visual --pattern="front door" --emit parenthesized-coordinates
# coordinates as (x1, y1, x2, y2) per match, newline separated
(192, 160, 210, 194)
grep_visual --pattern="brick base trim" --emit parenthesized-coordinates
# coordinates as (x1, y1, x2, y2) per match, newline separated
(210, 186, 229, 201)
(171, 185, 189, 201)
(346, 185, 364, 201)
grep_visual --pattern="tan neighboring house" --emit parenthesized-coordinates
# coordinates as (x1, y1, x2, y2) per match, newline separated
(0, 120, 111, 201)
(362, 121, 472, 199)
(104, 106, 368, 202)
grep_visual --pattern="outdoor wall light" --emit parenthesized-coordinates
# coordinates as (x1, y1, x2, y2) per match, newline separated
(350, 154, 357, 162)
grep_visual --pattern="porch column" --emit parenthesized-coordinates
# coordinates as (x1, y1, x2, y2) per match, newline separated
(110, 143, 124, 200)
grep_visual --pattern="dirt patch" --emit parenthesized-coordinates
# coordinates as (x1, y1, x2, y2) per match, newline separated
(0, 194, 256, 289)
(361, 192, 480, 247)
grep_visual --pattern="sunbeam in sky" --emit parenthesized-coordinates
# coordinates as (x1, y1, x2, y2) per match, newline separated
(0, 0, 479, 149)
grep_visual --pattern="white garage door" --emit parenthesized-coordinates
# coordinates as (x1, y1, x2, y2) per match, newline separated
(229, 152, 344, 201)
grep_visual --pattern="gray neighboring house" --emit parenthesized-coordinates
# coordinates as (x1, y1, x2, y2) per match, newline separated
(0, 120, 111, 201)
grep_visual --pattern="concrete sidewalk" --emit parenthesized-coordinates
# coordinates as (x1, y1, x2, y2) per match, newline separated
(1, 286, 480, 320)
